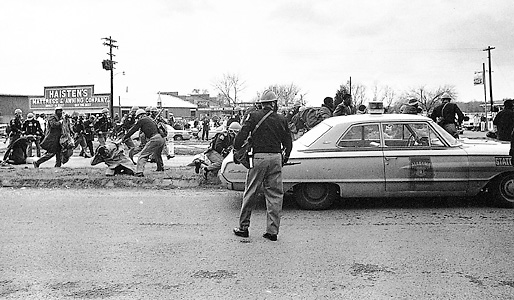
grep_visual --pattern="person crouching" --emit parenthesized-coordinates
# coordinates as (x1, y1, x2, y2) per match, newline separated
(122, 109, 165, 177)
(91, 142, 135, 176)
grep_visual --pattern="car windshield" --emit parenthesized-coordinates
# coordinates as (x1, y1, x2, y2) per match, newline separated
(297, 123, 331, 147)
(434, 124, 459, 146)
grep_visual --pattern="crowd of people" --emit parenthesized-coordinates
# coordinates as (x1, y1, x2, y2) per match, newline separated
(2, 105, 175, 170)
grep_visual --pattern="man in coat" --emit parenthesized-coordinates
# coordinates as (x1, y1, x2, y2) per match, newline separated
(34, 107, 64, 168)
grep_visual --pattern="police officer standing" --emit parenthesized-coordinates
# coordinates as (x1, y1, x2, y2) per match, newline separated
(7, 109, 23, 148)
(430, 92, 464, 138)
(94, 108, 113, 146)
(233, 90, 293, 241)
(121, 106, 139, 151)
(22, 112, 44, 157)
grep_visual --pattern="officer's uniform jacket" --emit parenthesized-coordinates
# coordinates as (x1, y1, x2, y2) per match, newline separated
(234, 106, 293, 160)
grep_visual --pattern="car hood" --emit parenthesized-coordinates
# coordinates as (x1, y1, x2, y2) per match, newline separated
(460, 138, 510, 155)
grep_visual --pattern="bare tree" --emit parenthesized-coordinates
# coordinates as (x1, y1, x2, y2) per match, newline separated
(264, 83, 302, 107)
(401, 85, 457, 114)
(212, 73, 246, 106)
(371, 84, 397, 111)
(335, 81, 368, 108)
(352, 83, 368, 108)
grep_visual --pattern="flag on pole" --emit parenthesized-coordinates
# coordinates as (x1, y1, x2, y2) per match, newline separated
(474, 71, 483, 85)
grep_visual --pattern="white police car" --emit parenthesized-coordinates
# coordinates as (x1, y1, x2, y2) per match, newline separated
(219, 102, 514, 209)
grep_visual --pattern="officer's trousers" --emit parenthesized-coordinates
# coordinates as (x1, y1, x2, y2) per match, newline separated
(136, 134, 165, 173)
(238, 153, 283, 235)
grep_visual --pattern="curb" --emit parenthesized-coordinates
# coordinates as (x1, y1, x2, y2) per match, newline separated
(0, 166, 222, 189)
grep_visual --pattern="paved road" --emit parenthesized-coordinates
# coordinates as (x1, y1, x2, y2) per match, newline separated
(1, 189, 513, 299)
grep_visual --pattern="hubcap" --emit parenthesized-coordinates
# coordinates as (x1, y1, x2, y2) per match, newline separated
(501, 177, 514, 201)
(304, 184, 327, 203)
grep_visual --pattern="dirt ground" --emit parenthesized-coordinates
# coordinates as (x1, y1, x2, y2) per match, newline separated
(1, 189, 514, 299)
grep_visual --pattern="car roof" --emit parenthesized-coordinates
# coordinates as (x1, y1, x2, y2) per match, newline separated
(323, 113, 432, 126)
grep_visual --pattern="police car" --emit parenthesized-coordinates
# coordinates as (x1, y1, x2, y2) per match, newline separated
(219, 102, 514, 209)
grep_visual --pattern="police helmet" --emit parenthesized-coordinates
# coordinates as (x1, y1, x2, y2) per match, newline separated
(135, 109, 146, 117)
(441, 92, 452, 100)
(130, 106, 139, 113)
(27, 113, 34, 120)
(228, 122, 242, 132)
(257, 90, 278, 103)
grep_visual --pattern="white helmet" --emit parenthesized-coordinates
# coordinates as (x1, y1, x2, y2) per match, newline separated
(135, 109, 146, 117)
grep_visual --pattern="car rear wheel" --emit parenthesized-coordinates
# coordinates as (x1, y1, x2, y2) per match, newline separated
(491, 173, 514, 208)
(293, 183, 339, 210)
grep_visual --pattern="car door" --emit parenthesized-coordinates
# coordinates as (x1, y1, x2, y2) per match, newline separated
(332, 123, 386, 197)
(382, 122, 469, 196)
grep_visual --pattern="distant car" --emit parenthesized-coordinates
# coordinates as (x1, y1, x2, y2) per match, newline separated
(220, 113, 514, 209)
(462, 114, 474, 130)
(166, 125, 191, 140)
(192, 125, 226, 140)
(0, 123, 7, 137)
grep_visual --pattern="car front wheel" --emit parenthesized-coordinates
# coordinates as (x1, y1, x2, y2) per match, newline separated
(174, 135, 183, 141)
(293, 183, 339, 210)
(491, 173, 514, 208)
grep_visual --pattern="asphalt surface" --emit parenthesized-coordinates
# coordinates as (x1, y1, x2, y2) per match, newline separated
(1, 189, 513, 299)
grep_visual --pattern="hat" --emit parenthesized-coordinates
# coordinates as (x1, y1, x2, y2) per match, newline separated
(101, 107, 109, 114)
(27, 113, 34, 120)
(257, 90, 278, 103)
(55, 106, 63, 111)
(408, 98, 419, 106)
(135, 109, 146, 117)
(228, 122, 242, 131)
(441, 92, 452, 100)
(130, 106, 139, 112)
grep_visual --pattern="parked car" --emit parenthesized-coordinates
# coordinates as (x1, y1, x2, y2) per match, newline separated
(166, 125, 191, 140)
(219, 113, 514, 209)
(192, 125, 226, 140)
(0, 123, 7, 137)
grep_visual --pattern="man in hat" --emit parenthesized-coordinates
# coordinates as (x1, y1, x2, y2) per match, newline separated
(494, 99, 514, 141)
(232, 90, 293, 242)
(123, 108, 165, 177)
(94, 107, 112, 146)
(22, 112, 44, 157)
(430, 92, 465, 138)
(400, 98, 422, 114)
(34, 106, 64, 168)
(7, 109, 23, 148)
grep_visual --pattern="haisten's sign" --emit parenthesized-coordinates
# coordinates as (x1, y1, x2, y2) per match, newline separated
(29, 85, 110, 109)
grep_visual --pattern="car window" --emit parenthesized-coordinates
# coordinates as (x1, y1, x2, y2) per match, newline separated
(337, 124, 381, 148)
(382, 122, 446, 148)
(297, 123, 331, 147)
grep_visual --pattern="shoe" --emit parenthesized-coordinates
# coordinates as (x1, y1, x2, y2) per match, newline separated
(203, 167, 209, 179)
(33, 161, 39, 168)
(194, 160, 201, 174)
(263, 233, 277, 241)
(156, 168, 164, 172)
(167, 155, 175, 160)
(233, 228, 249, 238)
(134, 172, 144, 177)
(83, 154, 91, 158)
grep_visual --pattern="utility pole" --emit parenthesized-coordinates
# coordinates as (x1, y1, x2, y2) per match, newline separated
(482, 63, 488, 128)
(483, 46, 495, 115)
(102, 36, 118, 119)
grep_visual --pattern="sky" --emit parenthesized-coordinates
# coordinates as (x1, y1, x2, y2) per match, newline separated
(1, 0, 513, 107)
